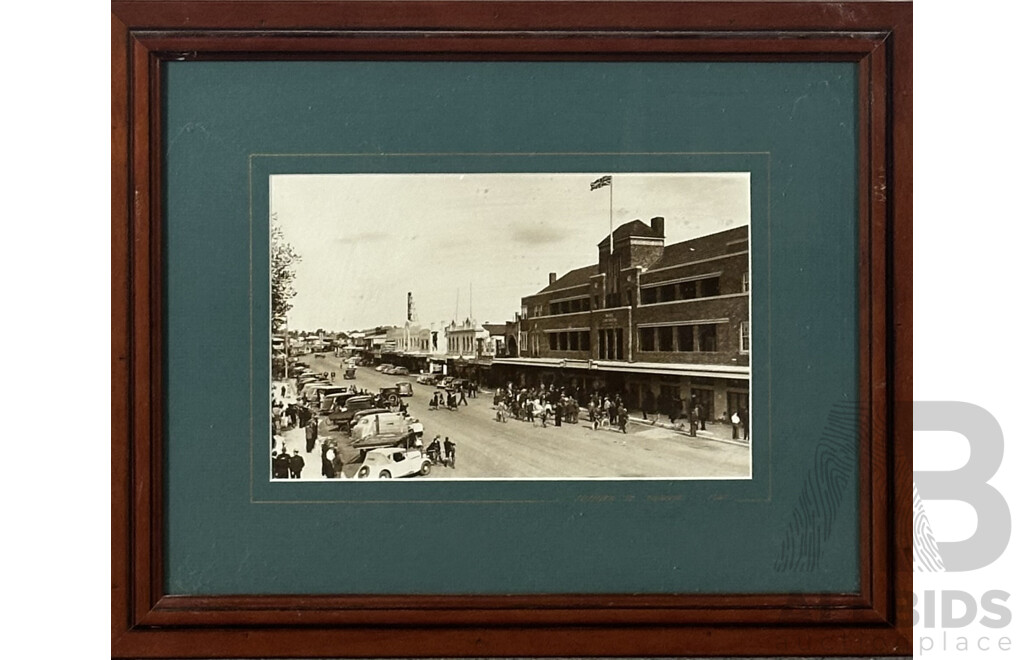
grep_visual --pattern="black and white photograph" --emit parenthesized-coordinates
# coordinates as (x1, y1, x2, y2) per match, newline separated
(269, 172, 752, 481)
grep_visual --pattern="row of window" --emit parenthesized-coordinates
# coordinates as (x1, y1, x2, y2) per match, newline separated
(526, 321, 749, 357)
(638, 321, 749, 353)
(546, 331, 592, 352)
(526, 272, 749, 319)
(639, 276, 721, 305)
(446, 336, 480, 355)
(549, 297, 591, 316)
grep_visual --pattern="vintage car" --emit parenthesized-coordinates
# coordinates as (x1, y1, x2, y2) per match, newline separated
(391, 366, 410, 376)
(350, 412, 424, 442)
(300, 382, 336, 404)
(318, 390, 362, 414)
(348, 407, 392, 430)
(375, 363, 394, 373)
(416, 373, 438, 385)
(377, 386, 403, 407)
(343, 367, 357, 380)
(327, 395, 377, 430)
(395, 381, 413, 397)
(355, 446, 431, 479)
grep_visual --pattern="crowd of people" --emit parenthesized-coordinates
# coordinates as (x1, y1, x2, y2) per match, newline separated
(490, 381, 749, 440)
(491, 383, 631, 432)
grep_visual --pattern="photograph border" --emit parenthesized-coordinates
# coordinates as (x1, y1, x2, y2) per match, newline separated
(258, 161, 760, 491)
(111, 1, 912, 656)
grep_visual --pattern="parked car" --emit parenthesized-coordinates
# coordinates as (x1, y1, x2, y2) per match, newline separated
(416, 373, 437, 385)
(328, 395, 377, 431)
(297, 374, 328, 391)
(355, 447, 432, 479)
(396, 381, 413, 397)
(377, 386, 402, 407)
(348, 407, 393, 430)
(375, 363, 393, 373)
(301, 382, 338, 404)
(318, 390, 362, 414)
(392, 366, 410, 376)
(350, 411, 422, 442)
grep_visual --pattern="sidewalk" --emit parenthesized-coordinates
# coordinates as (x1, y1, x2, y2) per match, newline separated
(626, 413, 750, 447)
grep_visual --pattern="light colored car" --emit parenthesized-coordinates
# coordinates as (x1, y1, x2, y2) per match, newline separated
(350, 411, 424, 442)
(392, 366, 410, 376)
(375, 363, 393, 373)
(350, 412, 406, 441)
(356, 447, 431, 479)
(396, 381, 413, 397)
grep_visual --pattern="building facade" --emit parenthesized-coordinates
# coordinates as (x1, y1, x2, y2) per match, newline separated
(494, 217, 750, 422)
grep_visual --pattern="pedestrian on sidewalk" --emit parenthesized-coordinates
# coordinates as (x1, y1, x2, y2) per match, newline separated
(322, 445, 336, 479)
(459, 386, 468, 406)
(443, 437, 456, 469)
(731, 411, 741, 439)
(289, 449, 305, 478)
(642, 388, 654, 421)
(305, 416, 318, 453)
(688, 402, 700, 437)
(272, 450, 290, 479)
(618, 406, 628, 434)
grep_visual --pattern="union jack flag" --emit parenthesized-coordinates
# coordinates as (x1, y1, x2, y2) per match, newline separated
(590, 175, 611, 190)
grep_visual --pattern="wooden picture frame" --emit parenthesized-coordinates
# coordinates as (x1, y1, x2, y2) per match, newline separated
(111, 1, 912, 656)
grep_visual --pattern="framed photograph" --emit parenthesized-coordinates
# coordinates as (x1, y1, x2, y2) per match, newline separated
(112, 1, 912, 656)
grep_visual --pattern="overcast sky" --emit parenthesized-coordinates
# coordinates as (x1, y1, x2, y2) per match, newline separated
(270, 172, 750, 332)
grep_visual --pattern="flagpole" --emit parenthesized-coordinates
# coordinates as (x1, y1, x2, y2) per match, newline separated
(609, 177, 614, 255)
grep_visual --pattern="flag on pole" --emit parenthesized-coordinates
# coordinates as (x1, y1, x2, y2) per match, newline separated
(590, 175, 611, 191)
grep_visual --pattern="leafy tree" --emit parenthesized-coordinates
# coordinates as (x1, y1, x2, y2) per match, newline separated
(271, 217, 301, 336)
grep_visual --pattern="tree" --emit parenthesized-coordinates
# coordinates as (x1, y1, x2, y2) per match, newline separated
(271, 218, 301, 337)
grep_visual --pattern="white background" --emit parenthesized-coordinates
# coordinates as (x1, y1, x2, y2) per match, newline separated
(2, 1, 1020, 658)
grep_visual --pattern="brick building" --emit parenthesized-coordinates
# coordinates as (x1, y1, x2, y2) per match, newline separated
(493, 217, 750, 422)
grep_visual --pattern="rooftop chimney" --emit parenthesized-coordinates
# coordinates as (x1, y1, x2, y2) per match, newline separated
(650, 216, 665, 237)
(549, 272, 557, 285)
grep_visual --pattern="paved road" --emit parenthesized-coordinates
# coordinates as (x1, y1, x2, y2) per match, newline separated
(277, 355, 750, 480)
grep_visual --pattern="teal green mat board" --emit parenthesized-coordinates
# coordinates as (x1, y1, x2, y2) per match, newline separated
(163, 61, 859, 595)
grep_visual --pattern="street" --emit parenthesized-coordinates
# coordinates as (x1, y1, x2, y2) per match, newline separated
(274, 355, 751, 480)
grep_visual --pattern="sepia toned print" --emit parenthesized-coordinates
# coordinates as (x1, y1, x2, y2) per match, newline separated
(269, 172, 751, 481)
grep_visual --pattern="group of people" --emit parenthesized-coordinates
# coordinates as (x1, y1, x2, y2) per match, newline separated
(492, 384, 594, 430)
(271, 448, 305, 479)
(425, 435, 458, 469)
(320, 442, 344, 479)
(490, 382, 752, 439)
(428, 388, 466, 410)
(271, 397, 316, 437)
(584, 393, 631, 434)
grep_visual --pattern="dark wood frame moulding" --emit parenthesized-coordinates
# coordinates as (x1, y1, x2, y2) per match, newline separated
(111, 1, 912, 657)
